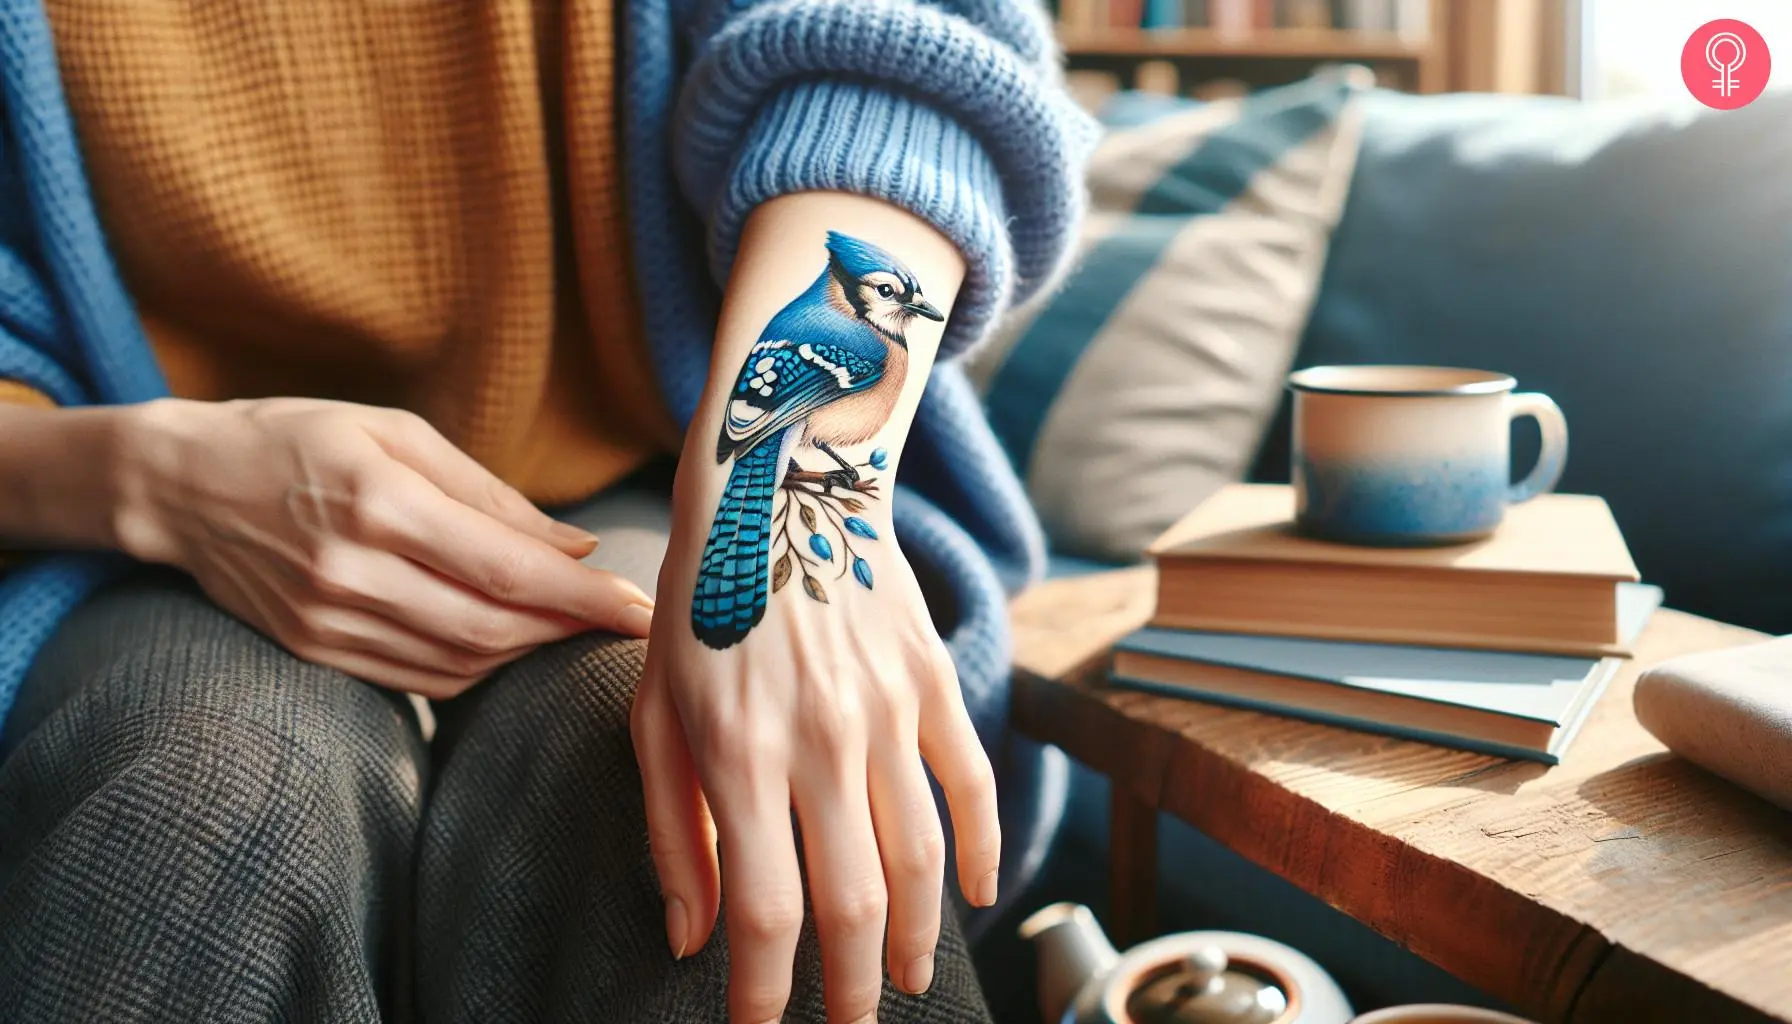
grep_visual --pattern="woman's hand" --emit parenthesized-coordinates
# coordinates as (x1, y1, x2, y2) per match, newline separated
(632, 508, 998, 1023)
(630, 194, 997, 1023)
(114, 396, 655, 697)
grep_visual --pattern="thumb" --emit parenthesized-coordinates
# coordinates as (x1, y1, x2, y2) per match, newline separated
(364, 410, 599, 557)
(630, 664, 722, 960)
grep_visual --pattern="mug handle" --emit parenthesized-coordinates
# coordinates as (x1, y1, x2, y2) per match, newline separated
(1507, 392, 1568, 504)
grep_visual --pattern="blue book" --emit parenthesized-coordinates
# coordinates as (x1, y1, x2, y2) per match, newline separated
(1110, 584, 1663, 763)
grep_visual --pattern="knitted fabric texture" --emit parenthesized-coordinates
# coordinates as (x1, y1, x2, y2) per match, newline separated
(38, 0, 675, 505)
(0, 0, 1097, 908)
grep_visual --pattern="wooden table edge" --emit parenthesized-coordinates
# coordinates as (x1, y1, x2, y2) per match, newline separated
(1006, 567, 1787, 1024)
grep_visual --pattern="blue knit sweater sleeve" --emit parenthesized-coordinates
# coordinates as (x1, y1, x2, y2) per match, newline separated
(673, 0, 1099, 361)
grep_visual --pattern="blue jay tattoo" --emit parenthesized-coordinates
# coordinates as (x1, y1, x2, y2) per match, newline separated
(691, 232, 944, 649)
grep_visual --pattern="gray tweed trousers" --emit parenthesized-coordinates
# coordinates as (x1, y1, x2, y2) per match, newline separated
(0, 478, 993, 1023)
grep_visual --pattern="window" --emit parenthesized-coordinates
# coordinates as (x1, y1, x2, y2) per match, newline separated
(1579, 0, 1791, 101)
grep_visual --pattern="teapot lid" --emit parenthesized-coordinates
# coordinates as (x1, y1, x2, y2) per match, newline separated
(1123, 946, 1289, 1024)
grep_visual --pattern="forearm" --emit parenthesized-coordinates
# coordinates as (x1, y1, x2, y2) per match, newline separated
(642, 198, 1001, 1017)
(0, 401, 142, 551)
(678, 192, 964, 515)
(667, 192, 965, 645)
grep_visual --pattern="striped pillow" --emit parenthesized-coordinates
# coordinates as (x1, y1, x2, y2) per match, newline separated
(968, 68, 1373, 561)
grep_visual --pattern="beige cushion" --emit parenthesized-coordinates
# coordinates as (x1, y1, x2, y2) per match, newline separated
(1634, 635, 1792, 812)
(966, 67, 1372, 561)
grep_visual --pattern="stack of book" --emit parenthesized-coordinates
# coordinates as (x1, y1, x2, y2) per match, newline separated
(1110, 484, 1662, 762)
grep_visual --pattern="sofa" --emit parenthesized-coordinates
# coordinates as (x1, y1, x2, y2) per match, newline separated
(972, 80, 1792, 1020)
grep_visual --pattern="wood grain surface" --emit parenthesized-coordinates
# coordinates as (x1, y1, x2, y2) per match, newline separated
(1009, 567, 1792, 1024)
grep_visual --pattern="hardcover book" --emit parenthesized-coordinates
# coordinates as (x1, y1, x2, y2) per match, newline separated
(1147, 484, 1646, 657)
(1110, 585, 1662, 761)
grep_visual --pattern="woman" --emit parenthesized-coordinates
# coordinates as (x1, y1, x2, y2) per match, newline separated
(0, 0, 1092, 1021)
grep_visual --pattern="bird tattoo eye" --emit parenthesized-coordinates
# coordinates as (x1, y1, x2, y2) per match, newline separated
(691, 231, 932, 649)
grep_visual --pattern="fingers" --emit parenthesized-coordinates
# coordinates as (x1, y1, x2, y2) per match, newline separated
(869, 726, 946, 996)
(364, 466, 655, 636)
(631, 668, 721, 962)
(917, 650, 1001, 910)
(295, 601, 527, 678)
(200, 556, 491, 698)
(792, 730, 888, 1024)
(312, 546, 590, 654)
(712, 774, 804, 1024)
(306, 645, 488, 699)
(365, 410, 600, 557)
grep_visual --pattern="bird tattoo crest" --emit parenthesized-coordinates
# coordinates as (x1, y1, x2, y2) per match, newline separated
(691, 232, 943, 648)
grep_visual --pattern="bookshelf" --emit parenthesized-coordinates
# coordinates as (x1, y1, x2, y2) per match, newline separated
(1054, 0, 1451, 104)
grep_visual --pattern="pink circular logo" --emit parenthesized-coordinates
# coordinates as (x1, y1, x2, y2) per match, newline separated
(1682, 19, 1771, 110)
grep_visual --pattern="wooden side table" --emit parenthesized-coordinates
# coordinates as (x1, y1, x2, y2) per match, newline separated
(1009, 567, 1792, 1024)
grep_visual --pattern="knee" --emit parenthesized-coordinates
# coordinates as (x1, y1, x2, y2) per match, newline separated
(436, 632, 647, 783)
(559, 632, 649, 727)
(510, 631, 647, 739)
(22, 658, 423, 841)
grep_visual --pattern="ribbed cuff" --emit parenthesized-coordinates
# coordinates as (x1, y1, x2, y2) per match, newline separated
(673, 0, 1099, 359)
(714, 82, 1011, 361)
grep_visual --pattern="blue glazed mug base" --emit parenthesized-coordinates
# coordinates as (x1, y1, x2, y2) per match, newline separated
(1293, 514, 1496, 548)
(1292, 455, 1509, 548)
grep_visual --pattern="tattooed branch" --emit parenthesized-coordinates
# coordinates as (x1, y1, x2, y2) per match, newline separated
(772, 448, 886, 604)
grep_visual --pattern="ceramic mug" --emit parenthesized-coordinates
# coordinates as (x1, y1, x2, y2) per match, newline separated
(1349, 1005, 1538, 1024)
(1287, 365, 1568, 546)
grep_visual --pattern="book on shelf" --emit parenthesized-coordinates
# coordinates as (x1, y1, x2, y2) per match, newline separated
(1054, 0, 1429, 34)
(1109, 590, 1661, 761)
(1147, 484, 1647, 658)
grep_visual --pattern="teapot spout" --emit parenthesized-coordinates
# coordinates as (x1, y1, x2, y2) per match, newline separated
(1018, 902, 1120, 1024)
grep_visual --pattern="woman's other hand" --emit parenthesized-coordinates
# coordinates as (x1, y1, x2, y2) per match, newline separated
(116, 396, 655, 697)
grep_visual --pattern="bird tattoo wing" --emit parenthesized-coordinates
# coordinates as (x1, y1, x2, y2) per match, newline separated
(716, 340, 884, 463)
(690, 231, 942, 649)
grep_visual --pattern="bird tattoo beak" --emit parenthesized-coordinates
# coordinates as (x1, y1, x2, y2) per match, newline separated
(905, 297, 945, 322)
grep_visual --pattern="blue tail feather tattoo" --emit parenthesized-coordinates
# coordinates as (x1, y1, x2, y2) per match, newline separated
(691, 231, 942, 648)
(691, 432, 785, 648)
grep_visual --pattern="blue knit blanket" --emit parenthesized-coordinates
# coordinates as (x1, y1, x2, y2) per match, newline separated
(0, 0, 1096, 925)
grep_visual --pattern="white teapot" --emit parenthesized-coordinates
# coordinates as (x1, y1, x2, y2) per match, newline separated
(1019, 902, 1355, 1024)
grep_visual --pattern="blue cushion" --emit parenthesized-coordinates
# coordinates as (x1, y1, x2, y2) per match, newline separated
(1254, 89, 1792, 635)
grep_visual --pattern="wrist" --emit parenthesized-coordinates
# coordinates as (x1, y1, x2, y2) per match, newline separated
(108, 398, 209, 564)
(0, 399, 148, 554)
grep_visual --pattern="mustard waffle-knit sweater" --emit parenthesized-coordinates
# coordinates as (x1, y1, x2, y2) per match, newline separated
(39, 0, 677, 504)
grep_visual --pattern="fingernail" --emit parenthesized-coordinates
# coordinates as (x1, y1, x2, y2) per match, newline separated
(665, 896, 688, 960)
(548, 523, 598, 555)
(548, 523, 598, 548)
(975, 868, 999, 908)
(619, 603, 655, 638)
(902, 953, 935, 994)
